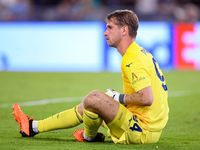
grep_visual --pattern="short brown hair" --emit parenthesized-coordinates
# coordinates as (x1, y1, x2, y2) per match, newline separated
(105, 10, 139, 38)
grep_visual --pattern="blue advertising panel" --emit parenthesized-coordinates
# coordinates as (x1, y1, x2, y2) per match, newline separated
(0, 22, 173, 72)
(0, 22, 104, 72)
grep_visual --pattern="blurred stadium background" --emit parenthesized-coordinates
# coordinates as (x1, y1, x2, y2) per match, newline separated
(0, 0, 200, 72)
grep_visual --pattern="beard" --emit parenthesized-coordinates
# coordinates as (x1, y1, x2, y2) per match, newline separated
(106, 37, 120, 48)
(107, 41, 116, 48)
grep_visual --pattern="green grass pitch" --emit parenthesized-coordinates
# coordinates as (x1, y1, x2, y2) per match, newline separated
(0, 71, 200, 150)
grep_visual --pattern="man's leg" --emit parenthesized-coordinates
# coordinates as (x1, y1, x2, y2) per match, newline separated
(82, 107, 102, 139)
(37, 105, 83, 133)
(12, 103, 84, 137)
(73, 106, 105, 142)
(74, 90, 121, 142)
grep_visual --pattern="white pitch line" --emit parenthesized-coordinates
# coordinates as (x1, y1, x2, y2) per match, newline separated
(0, 96, 84, 108)
(0, 90, 197, 108)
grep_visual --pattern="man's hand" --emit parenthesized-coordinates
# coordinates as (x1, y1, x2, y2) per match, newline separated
(105, 89, 126, 104)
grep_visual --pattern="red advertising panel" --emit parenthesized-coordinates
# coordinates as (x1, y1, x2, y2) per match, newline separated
(174, 23, 200, 70)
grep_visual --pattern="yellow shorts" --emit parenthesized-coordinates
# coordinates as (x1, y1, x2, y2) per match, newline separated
(104, 104, 162, 144)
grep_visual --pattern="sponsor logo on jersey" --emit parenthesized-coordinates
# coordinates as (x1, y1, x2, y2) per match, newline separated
(132, 77, 145, 85)
(132, 72, 138, 81)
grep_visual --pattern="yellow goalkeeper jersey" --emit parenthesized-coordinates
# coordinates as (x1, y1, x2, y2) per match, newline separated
(121, 42, 169, 132)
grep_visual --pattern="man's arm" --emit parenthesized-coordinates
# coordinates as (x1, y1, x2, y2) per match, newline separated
(106, 85, 153, 106)
(125, 86, 153, 106)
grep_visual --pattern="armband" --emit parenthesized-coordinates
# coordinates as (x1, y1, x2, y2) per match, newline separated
(119, 94, 126, 104)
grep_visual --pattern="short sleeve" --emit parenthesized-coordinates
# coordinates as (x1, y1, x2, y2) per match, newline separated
(122, 55, 151, 92)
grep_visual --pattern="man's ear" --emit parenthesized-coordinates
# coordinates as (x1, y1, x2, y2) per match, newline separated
(122, 25, 128, 36)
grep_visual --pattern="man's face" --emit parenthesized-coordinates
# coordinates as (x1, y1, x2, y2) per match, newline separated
(104, 19, 122, 48)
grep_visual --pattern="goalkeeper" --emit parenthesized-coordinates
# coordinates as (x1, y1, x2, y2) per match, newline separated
(12, 9, 169, 144)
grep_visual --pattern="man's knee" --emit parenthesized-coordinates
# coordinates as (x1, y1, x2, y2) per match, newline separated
(83, 90, 103, 110)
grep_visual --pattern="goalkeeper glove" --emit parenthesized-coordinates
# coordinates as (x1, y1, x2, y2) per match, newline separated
(105, 89, 126, 104)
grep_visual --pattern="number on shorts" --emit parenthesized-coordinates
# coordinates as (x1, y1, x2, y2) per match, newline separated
(130, 123, 143, 132)
(129, 116, 143, 132)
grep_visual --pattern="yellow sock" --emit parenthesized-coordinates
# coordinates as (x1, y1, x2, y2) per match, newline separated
(83, 107, 102, 138)
(37, 106, 82, 132)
